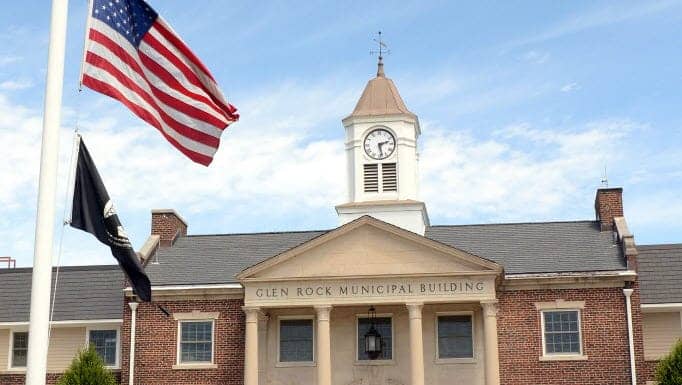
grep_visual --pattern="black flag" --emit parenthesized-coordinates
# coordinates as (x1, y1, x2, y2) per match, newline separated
(70, 137, 151, 301)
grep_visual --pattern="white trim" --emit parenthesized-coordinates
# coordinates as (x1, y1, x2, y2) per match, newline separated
(276, 315, 316, 367)
(506, 270, 637, 280)
(0, 319, 123, 328)
(434, 311, 476, 364)
(173, 311, 220, 321)
(539, 309, 587, 361)
(175, 319, 215, 367)
(641, 303, 682, 312)
(124, 283, 243, 293)
(85, 326, 121, 369)
(355, 312, 394, 365)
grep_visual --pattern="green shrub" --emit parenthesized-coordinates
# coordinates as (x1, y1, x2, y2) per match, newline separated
(57, 345, 117, 385)
(656, 338, 682, 385)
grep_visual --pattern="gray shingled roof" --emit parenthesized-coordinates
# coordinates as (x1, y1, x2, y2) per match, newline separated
(145, 220, 626, 286)
(425, 221, 625, 274)
(0, 265, 123, 323)
(638, 244, 682, 304)
(146, 230, 327, 286)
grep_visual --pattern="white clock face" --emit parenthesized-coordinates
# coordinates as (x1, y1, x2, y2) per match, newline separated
(363, 129, 396, 160)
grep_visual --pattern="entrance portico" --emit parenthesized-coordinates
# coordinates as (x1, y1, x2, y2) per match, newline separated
(237, 216, 502, 385)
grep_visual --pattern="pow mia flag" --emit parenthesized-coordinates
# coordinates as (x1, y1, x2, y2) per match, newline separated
(70, 137, 151, 301)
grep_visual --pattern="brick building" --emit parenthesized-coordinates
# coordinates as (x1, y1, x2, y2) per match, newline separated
(1, 60, 681, 385)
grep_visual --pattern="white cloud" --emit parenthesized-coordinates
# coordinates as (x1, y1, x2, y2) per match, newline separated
(0, 78, 34, 90)
(506, 0, 682, 48)
(0, 54, 22, 66)
(560, 82, 580, 93)
(523, 50, 550, 64)
(421, 119, 639, 222)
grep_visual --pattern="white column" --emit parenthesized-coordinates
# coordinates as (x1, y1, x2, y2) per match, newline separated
(623, 289, 637, 385)
(128, 302, 139, 385)
(243, 307, 261, 385)
(25, 2, 69, 385)
(315, 305, 333, 385)
(406, 302, 424, 385)
(481, 300, 500, 385)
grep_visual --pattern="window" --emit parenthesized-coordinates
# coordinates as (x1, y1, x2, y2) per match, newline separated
(542, 310, 581, 355)
(279, 318, 314, 363)
(88, 329, 118, 367)
(179, 321, 213, 364)
(437, 314, 473, 359)
(11, 332, 28, 368)
(357, 316, 392, 361)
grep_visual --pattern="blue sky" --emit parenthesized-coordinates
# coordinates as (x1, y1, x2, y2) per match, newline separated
(1, 0, 681, 267)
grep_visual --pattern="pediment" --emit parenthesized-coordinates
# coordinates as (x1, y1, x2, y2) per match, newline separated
(238, 216, 501, 281)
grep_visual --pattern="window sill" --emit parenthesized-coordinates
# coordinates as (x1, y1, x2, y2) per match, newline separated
(275, 361, 316, 368)
(172, 363, 218, 370)
(539, 354, 588, 361)
(2, 369, 27, 374)
(354, 359, 394, 366)
(435, 357, 477, 365)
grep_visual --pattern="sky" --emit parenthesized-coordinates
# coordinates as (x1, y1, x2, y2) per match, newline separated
(1, 0, 681, 267)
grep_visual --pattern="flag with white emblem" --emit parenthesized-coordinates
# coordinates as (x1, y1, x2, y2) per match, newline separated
(70, 136, 152, 301)
(80, 0, 239, 166)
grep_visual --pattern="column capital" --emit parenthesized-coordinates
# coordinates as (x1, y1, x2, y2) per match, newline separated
(242, 306, 262, 322)
(314, 305, 333, 320)
(406, 302, 424, 319)
(481, 300, 499, 318)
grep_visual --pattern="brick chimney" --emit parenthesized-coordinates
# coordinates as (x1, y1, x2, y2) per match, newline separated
(151, 209, 187, 247)
(594, 188, 623, 231)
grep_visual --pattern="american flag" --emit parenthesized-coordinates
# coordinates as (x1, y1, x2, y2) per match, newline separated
(81, 0, 239, 166)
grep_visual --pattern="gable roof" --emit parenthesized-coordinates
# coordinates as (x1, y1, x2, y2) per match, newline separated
(146, 230, 327, 286)
(425, 221, 625, 275)
(144, 219, 626, 286)
(638, 244, 682, 304)
(237, 216, 502, 280)
(0, 265, 123, 323)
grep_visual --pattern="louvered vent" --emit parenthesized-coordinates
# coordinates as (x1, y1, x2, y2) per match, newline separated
(382, 163, 397, 191)
(364, 164, 379, 192)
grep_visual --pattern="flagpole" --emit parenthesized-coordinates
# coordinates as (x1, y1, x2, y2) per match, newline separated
(25, 0, 69, 384)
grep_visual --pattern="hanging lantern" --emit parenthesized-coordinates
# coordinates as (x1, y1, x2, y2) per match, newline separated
(364, 306, 383, 359)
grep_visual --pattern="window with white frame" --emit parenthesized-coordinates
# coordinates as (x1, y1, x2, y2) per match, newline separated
(437, 314, 474, 359)
(11, 331, 28, 368)
(278, 317, 314, 363)
(542, 310, 582, 355)
(357, 316, 392, 361)
(179, 320, 214, 364)
(88, 329, 118, 367)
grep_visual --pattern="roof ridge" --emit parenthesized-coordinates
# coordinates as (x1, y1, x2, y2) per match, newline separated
(638, 243, 682, 249)
(428, 220, 598, 228)
(184, 229, 331, 238)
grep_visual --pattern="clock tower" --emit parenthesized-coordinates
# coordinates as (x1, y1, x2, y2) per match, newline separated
(336, 58, 429, 234)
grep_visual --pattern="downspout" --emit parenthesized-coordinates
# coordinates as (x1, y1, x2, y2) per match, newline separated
(623, 289, 637, 385)
(128, 302, 139, 385)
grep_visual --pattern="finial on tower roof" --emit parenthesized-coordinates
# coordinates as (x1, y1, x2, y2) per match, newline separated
(370, 31, 390, 77)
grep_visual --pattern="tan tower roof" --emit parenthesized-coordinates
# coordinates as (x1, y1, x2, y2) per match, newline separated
(345, 60, 416, 120)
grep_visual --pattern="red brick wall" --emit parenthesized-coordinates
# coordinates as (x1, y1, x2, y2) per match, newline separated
(595, 188, 624, 231)
(151, 211, 187, 247)
(498, 286, 649, 385)
(0, 372, 120, 385)
(121, 298, 244, 385)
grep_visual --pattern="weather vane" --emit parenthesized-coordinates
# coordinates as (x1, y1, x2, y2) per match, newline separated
(370, 31, 390, 76)
(370, 31, 390, 61)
